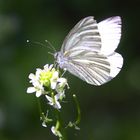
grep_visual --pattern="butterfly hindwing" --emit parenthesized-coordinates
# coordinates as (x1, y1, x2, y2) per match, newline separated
(98, 16, 122, 55)
(62, 51, 123, 85)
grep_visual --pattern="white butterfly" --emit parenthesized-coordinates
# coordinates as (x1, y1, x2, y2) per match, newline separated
(54, 16, 123, 86)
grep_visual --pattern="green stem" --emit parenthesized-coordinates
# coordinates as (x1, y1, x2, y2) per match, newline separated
(37, 94, 68, 139)
(73, 94, 81, 125)
(37, 98, 43, 117)
(55, 109, 68, 140)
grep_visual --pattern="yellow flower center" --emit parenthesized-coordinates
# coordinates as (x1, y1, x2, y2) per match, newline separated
(40, 70, 53, 87)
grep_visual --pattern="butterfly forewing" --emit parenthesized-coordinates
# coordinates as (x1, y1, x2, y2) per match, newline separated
(61, 16, 102, 54)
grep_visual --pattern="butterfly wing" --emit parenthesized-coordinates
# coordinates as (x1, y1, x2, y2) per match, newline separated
(98, 16, 122, 55)
(61, 51, 123, 85)
(61, 16, 102, 54)
(60, 16, 123, 85)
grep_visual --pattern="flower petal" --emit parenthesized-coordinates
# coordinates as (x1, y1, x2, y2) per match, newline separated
(51, 126, 57, 136)
(53, 71, 59, 78)
(27, 87, 36, 93)
(28, 73, 35, 80)
(55, 93, 65, 100)
(51, 81, 57, 89)
(32, 81, 40, 87)
(57, 77, 66, 83)
(51, 126, 62, 137)
(36, 68, 42, 78)
(54, 100, 61, 109)
(49, 64, 53, 70)
(45, 95, 53, 102)
(42, 122, 47, 127)
(44, 64, 49, 70)
(45, 95, 61, 109)
(36, 90, 42, 97)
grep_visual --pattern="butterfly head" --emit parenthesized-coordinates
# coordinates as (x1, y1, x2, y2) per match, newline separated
(54, 52, 67, 69)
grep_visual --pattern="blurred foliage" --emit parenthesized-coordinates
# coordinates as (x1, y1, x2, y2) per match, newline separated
(0, 0, 140, 140)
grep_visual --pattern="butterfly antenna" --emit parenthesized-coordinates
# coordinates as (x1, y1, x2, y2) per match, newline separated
(48, 52, 54, 56)
(45, 39, 56, 53)
(26, 40, 56, 53)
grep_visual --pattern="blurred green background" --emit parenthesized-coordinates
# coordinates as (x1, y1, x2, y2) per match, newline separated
(0, 0, 140, 140)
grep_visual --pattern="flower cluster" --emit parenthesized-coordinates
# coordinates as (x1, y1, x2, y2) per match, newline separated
(27, 64, 80, 139)
(27, 64, 69, 109)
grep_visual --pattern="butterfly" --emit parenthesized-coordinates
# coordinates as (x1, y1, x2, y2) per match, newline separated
(54, 16, 123, 86)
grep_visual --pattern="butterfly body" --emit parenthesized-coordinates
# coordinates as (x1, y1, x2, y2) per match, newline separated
(55, 16, 123, 86)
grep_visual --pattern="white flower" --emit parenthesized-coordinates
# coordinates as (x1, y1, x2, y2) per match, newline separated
(39, 64, 59, 89)
(51, 126, 62, 137)
(56, 78, 69, 95)
(55, 92, 65, 102)
(27, 85, 44, 97)
(27, 64, 61, 97)
(45, 94, 61, 109)
(27, 72, 44, 97)
(40, 111, 53, 128)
